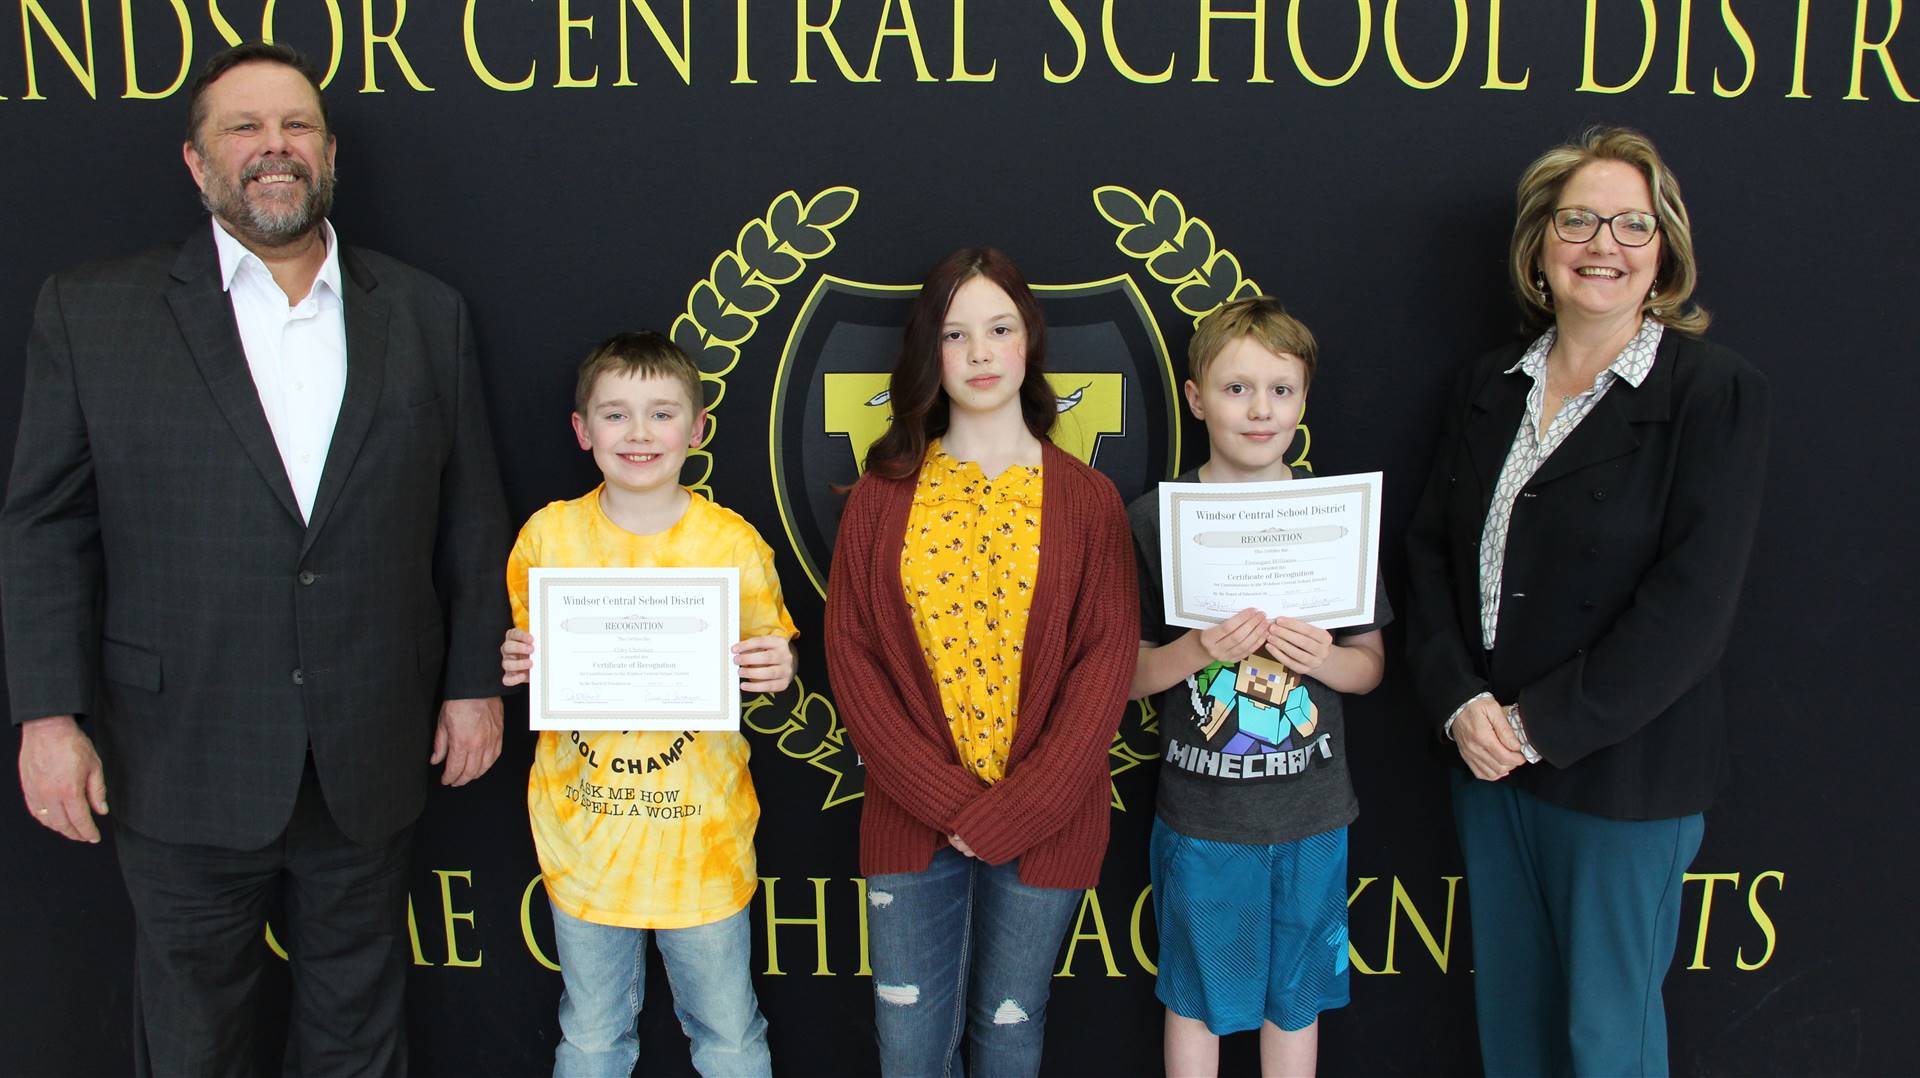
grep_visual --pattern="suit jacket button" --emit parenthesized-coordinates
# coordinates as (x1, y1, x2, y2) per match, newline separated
(1591, 489, 1607, 502)
(1583, 546, 1599, 559)
(292, 669, 305, 686)
(298, 570, 317, 586)
(1580, 600, 1595, 610)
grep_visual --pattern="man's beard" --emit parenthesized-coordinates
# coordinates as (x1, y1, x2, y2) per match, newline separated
(200, 155, 336, 247)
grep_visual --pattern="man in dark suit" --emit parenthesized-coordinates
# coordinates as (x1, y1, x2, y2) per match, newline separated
(1, 42, 510, 1075)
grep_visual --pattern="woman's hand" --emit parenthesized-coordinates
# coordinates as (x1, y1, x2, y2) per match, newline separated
(1197, 608, 1268, 664)
(1456, 695, 1528, 781)
(500, 628, 534, 687)
(734, 635, 795, 694)
(1263, 615, 1333, 675)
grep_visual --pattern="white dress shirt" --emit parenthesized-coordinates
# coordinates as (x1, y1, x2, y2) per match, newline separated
(211, 218, 348, 523)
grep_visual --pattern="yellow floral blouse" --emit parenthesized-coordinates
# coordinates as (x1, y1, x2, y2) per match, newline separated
(900, 441, 1043, 783)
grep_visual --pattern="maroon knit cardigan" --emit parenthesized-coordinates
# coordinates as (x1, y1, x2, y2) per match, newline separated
(823, 440, 1139, 889)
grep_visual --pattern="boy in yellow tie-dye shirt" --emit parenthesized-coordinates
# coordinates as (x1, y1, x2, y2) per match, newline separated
(500, 331, 796, 1077)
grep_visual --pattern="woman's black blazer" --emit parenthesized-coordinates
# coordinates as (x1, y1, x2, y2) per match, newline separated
(1404, 328, 1769, 820)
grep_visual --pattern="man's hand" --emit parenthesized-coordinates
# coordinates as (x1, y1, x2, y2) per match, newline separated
(431, 697, 504, 786)
(19, 715, 107, 843)
(1455, 696, 1528, 781)
(733, 635, 795, 694)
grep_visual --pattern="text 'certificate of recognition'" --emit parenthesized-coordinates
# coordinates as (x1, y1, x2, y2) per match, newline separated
(1159, 472, 1382, 631)
(527, 567, 740, 732)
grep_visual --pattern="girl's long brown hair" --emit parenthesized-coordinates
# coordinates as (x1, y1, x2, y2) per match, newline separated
(861, 247, 1057, 480)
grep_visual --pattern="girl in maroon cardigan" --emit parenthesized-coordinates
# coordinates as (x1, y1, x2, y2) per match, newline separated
(824, 247, 1138, 1077)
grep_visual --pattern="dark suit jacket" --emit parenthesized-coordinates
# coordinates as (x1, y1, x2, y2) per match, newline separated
(1404, 329, 1768, 820)
(1, 224, 511, 848)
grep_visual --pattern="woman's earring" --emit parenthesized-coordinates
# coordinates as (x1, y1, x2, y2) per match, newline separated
(1532, 268, 1551, 306)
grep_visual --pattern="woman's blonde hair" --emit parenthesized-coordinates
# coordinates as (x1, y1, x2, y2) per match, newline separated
(1510, 126, 1710, 335)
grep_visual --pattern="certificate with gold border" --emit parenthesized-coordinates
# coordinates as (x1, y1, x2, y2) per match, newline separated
(527, 567, 741, 732)
(1158, 472, 1382, 631)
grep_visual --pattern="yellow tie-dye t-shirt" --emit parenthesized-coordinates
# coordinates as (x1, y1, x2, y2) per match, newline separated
(508, 486, 797, 929)
(900, 441, 1043, 783)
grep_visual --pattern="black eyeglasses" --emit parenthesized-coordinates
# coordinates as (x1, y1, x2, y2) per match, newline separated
(1551, 208, 1659, 247)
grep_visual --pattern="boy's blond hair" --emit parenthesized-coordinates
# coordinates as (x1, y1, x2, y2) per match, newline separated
(1186, 296, 1319, 388)
(573, 331, 704, 414)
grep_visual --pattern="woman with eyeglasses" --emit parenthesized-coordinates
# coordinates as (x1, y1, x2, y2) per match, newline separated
(1404, 127, 1770, 1076)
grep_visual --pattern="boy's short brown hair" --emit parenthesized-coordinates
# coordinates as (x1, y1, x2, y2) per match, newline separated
(573, 331, 705, 414)
(1186, 296, 1319, 388)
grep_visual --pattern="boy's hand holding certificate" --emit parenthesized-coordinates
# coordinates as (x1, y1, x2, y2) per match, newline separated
(1159, 472, 1382, 631)
(527, 567, 742, 731)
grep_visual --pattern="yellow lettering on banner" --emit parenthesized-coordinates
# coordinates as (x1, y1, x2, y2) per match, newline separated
(734, 0, 754, 82)
(862, 0, 935, 83)
(1043, 0, 1087, 82)
(1736, 870, 1784, 970)
(760, 876, 834, 975)
(1847, 0, 1918, 101)
(1671, 0, 1696, 93)
(262, 0, 344, 87)
(1128, 884, 1158, 975)
(434, 869, 484, 967)
(1344, 876, 1461, 974)
(1578, 0, 1656, 94)
(1684, 871, 1740, 970)
(852, 877, 873, 976)
(21, 0, 98, 100)
(1101, 0, 1174, 83)
(1482, 0, 1528, 89)
(1197, 0, 1272, 83)
(1714, 0, 1754, 96)
(555, 0, 597, 87)
(463, 0, 535, 91)
(119, 0, 190, 99)
(405, 897, 430, 965)
(266, 919, 291, 960)
(520, 874, 561, 971)
(1286, 0, 1371, 87)
(208, 0, 243, 47)
(1346, 876, 1382, 973)
(361, 0, 432, 92)
(616, 0, 692, 86)
(1056, 888, 1123, 977)
(1788, 0, 1813, 97)
(949, 0, 994, 80)
(794, 0, 874, 83)
(1384, 0, 1467, 90)
(1386, 876, 1459, 973)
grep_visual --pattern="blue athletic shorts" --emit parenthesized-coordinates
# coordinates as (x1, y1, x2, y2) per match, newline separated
(1149, 817, 1350, 1034)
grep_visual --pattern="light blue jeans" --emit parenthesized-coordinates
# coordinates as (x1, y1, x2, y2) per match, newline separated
(549, 902, 771, 1078)
(865, 847, 1083, 1078)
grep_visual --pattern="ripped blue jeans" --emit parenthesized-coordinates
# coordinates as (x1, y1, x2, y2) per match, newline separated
(865, 847, 1082, 1078)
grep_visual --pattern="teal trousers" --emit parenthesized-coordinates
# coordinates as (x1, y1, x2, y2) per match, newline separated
(1451, 771, 1704, 1077)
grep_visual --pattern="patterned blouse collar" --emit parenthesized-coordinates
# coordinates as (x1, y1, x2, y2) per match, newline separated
(913, 439, 1043, 506)
(1507, 315, 1663, 390)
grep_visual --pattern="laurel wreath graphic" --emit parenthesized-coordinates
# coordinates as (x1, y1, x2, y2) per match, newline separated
(1092, 186, 1265, 324)
(1091, 184, 1312, 471)
(672, 187, 860, 498)
(670, 188, 866, 811)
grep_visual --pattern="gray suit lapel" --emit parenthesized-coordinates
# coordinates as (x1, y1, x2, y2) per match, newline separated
(166, 230, 304, 524)
(303, 247, 388, 553)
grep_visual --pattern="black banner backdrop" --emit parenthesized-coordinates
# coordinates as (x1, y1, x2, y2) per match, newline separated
(2, 2, 1915, 1074)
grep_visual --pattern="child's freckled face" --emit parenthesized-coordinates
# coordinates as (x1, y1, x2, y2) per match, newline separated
(1185, 337, 1309, 482)
(570, 371, 706, 497)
